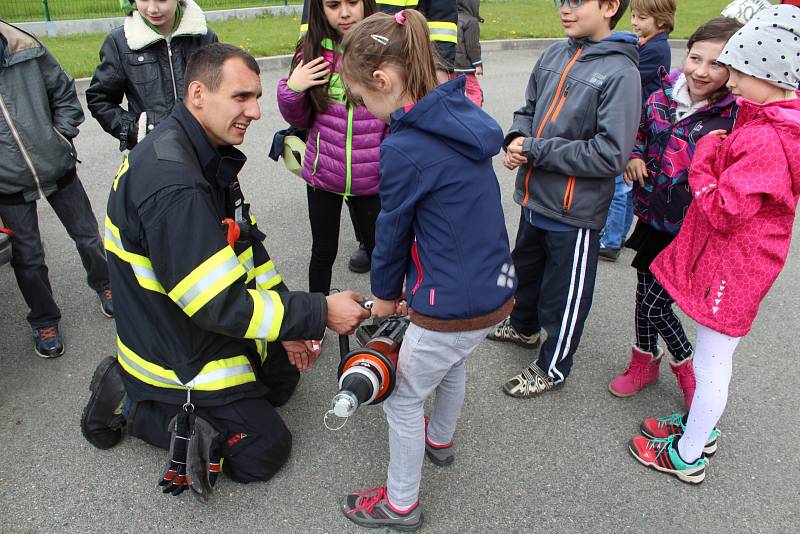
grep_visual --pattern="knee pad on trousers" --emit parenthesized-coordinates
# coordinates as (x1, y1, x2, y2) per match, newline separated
(223, 422, 292, 483)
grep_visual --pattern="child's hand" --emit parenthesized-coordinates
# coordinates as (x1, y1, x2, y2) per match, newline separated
(624, 159, 648, 187)
(475, 65, 483, 76)
(504, 137, 529, 170)
(287, 57, 330, 92)
(371, 297, 400, 318)
(707, 129, 729, 141)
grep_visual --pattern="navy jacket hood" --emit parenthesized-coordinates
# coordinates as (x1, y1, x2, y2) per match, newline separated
(389, 76, 502, 161)
(373, 76, 513, 322)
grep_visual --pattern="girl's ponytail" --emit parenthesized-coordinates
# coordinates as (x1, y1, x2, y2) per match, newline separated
(341, 10, 438, 103)
(399, 10, 438, 102)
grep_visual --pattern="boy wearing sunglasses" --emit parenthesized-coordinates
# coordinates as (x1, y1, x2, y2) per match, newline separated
(489, 0, 642, 398)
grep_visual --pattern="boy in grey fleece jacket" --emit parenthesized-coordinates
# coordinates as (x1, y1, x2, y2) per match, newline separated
(488, 0, 641, 397)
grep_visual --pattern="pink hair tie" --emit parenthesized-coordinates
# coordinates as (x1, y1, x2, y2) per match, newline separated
(394, 10, 407, 25)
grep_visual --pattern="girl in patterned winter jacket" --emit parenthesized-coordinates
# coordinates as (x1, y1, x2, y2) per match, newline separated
(609, 17, 741, 408)
(277, 0, 386, 307)
(628, 5, 800, 484)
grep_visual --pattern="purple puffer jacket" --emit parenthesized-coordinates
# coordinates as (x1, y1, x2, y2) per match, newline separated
(277, 51, 386, 196)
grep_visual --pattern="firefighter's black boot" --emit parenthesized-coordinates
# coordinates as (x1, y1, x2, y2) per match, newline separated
(81, 356, 126, 449)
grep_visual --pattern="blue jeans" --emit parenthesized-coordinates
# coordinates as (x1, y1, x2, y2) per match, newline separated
(601, 175, 634, 250)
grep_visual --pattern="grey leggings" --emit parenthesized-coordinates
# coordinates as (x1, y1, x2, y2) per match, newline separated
(383, 322, 494, 508)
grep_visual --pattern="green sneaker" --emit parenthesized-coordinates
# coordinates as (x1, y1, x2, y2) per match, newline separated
(640, 412, 719, 456)
(341, 486, 423, 531)
(628, 434, 706, 484)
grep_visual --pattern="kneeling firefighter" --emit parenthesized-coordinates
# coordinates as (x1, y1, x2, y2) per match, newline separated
(80, 43, 370, 500)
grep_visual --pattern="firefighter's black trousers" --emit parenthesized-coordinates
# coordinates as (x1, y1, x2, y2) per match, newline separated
(126, 342, 300, 483)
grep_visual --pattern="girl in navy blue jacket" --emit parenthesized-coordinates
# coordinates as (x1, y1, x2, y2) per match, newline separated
(336, 10, 514, 530)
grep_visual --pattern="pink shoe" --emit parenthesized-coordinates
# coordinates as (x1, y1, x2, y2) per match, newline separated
(609, 345, 662, 397)
(670, 355, 696, 410)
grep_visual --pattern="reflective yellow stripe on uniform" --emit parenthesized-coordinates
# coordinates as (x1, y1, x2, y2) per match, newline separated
(168, 247, 246, 317)
(245, 289, 284, 340)
(254, 339, 268, 364)
(238, 247, 282, 289)
(116, 337, 256, 391)
(239, 247, 255, 278)
(104, 216, 166, 294)
(377, 0, 420, 7)
(254, 260, 282, 290)
(428, 21, 458, 44)
(113, 155, 129, 191)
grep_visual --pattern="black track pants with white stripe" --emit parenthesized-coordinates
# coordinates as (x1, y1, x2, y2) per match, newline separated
(508, 213, 600, 383)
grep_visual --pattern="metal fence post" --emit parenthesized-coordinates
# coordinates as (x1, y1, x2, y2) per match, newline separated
(42, 0, 52, 21)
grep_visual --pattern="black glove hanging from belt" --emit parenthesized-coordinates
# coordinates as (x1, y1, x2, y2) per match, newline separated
(157, 390, 224, 503)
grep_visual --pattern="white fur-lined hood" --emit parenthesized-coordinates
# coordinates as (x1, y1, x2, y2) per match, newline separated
(124, 0, 208, 51)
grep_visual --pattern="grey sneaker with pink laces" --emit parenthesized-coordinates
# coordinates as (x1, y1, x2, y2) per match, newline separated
(341, 486, 423, 531)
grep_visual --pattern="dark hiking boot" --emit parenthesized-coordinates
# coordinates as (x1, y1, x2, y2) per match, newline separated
(81, 356, 126, 449)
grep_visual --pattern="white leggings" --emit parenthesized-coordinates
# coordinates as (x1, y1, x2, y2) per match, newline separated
(677, 324, 741, 463)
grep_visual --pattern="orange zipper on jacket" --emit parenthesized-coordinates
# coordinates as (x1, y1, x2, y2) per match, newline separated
(550, 84, 572, 124)
(562, 176, 576, 211)
(521, 47, 583, 206)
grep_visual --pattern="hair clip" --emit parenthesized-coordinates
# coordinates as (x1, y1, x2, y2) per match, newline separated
(370, 34, 390, 45)
(394, 10, 407, 25)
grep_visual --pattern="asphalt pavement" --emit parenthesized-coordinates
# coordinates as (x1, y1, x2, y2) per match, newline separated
(1, 46, 798, 533)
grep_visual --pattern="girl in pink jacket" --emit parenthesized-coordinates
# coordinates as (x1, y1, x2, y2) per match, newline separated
(276, 0, 386, 347)
(628, 5, 800, 484)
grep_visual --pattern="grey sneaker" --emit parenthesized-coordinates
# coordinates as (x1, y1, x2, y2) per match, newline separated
(487, 317, 541, 348)
(341, 486, 423, 531)
(502, 363, 563, 398)
(424, 416, 454, 467)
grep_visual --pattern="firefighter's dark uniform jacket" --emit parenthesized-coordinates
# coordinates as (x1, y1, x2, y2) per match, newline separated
(106, 101, 327, 407)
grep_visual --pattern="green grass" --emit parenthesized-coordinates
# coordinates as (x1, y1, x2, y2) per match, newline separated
(0, 1, 297, 23)
(40, 13, 305, 79)
(36, 0, 748, 79)
(479, 0, 770, 40)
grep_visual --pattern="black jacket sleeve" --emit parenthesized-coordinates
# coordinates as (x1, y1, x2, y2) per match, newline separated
(86, 34, 138, 151)
(140, 182, 327, 342)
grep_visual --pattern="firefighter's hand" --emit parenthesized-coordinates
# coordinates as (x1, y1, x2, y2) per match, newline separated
(504, 137, 529, 170)
(326, 291, 371, 335)
(282, 340, 318, 370)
